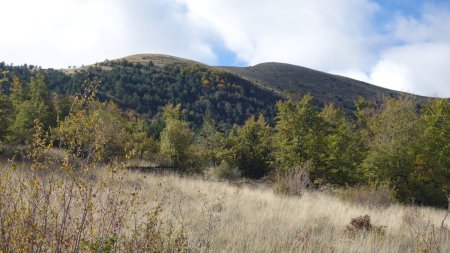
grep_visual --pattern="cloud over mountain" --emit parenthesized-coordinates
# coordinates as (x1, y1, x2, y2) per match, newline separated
(1, 0, 449, 97)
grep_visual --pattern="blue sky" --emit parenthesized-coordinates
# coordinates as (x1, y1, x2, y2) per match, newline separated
(1, 0, 450, 97)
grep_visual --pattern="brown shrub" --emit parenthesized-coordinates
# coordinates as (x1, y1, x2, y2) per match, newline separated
(0, 149, 188, 253)
(337, 183, 395, 208)
(346, 215, 373, 233)
(345, 214, 386, 238)
(402, 208, 445, 253)
(274, 161, 311, 196)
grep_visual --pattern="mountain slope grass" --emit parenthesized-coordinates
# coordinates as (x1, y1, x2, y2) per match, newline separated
(220, 62, 409, 112)
(1, 160, 448, 252)
(119, 171, 450, 252)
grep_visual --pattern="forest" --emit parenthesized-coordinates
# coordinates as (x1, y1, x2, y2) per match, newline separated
(0, 60, 280, 131)
(0, 64, 448, 208)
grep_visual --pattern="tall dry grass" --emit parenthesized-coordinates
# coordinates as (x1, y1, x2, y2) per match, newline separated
(1, 158, 449, 252)
(127, 171, 450, 253)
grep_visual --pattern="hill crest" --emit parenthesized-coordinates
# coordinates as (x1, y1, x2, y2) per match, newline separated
(62, 53, 425, 112)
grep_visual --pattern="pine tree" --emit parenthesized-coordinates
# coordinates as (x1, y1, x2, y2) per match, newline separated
(8, 73, 55, 144)
(10, 75, 28, 110)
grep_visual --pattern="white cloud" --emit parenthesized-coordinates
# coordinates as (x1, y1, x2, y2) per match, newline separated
(367, 5, 450, 97)
(1, 0, 129, 67)
(1, 0, 449, 97)
(322, 3, 450, 98)
(180, 0, 380, 71)
(179, 0, 450, 97)
(0, 0, 219, 68)
(369, 42, 450, 97)
(119, 0, 220, 64)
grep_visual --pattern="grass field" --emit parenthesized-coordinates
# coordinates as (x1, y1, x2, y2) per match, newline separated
(122, 171, 450, 252)
(1, 160, 448, 252)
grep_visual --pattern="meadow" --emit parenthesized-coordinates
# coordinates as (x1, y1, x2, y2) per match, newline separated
(1, 157, 448, 253)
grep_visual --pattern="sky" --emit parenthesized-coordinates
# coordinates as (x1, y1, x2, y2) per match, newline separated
(1, 0, 450, 97)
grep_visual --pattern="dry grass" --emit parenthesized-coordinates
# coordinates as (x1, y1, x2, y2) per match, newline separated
(103, 169, 450, 252)
(1, 162, 449, 252)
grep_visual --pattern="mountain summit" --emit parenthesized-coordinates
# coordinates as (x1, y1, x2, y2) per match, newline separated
(108, 54, 408, 110)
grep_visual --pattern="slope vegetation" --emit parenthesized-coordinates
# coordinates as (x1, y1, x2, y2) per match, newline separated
(220, 62, 406, 111)
(1, 54, 426, 128)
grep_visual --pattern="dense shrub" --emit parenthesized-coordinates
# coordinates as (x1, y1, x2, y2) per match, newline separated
(0, 156, 187, 253)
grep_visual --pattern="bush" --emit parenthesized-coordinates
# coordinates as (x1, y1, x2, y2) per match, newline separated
(336, 183, 396, 208)
(55, 100, 133, 161)
(274, 162, 311, 196)
(345, 214, 386, 237)
(402, 208, 448, 253)
(0, 143, 188, 252)
(204, 161, 240, 180)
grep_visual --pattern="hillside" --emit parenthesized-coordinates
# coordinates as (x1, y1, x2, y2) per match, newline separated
(1, 161, 449, 252)
(0, 54, 427, 129)
(63, 54, 210, 74)
(92, 54, 418, 112)
(220, 63, 406, 111)
(62, 54, 420, 118)
(0, 59, 281, 130)
(122, 54, 210, 68)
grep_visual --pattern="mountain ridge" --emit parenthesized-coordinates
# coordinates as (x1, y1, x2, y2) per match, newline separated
(101, 54, 418, 110)
(0, 53, 433, 130)
(67, 53, 416, 100)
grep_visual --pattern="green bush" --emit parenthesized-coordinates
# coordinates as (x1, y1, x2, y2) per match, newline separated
(204, 161, 240, 180)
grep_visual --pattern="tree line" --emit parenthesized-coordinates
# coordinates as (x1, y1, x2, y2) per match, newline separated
(0, 60, 280, 131)
(0, 70, 448, 207)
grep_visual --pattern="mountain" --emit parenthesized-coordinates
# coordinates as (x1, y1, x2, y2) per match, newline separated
(219, 62, 406, 111)
(109, 54, 414, 110)
(69, 54, 414, 109)
(0, 54, 421, 129)
(45, 55, 282, 129)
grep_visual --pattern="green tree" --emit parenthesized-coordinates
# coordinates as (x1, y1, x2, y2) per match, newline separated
(56, 99, 132, 161)
(410, 98, 450, 206)
(8, 73, 56, 144)
(10, 76, 28, 110)
(0, 96, 12, 141)
(159, 104, 195, 168)
(0, 72, 13, 141)
(363, 96, 421, 202)
(352, 96, 377, 175)
(127, 115, 159, 159)
(29, 72, 55, 127)
(8, 101, 36, 144)
(320, 104, 365, 185)
(274, 95, 326, 183)
(230, 114, 273, 178)
(194, 111, 223, 168)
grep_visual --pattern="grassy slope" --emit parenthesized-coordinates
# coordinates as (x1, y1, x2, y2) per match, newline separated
(109, 169, 449, 252)
(1, 155, 449, 252)
(63, 54, 211, 74)
(219, 63, 411, 111)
